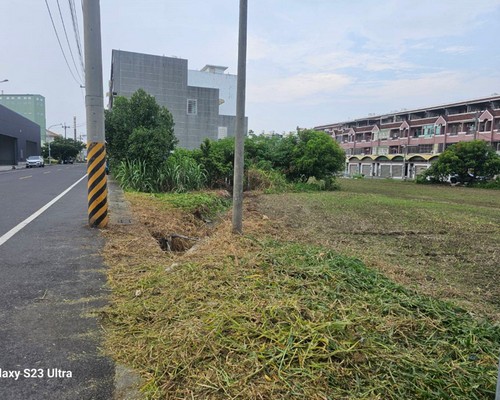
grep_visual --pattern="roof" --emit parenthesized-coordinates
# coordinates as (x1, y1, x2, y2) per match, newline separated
(315, 95, 500, 129)
(200, 65, 228, 73)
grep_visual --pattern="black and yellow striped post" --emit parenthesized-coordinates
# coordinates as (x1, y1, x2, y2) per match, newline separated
(87, 142, 108, 228)
(83, 0, 108, 228)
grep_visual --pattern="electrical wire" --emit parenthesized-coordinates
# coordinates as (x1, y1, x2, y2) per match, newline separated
(44, 0, 82, 86)
(68, 0, 85, 74)
(56, 0, 83, 82)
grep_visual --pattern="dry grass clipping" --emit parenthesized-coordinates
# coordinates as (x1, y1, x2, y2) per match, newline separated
(101, 191, 500, 400)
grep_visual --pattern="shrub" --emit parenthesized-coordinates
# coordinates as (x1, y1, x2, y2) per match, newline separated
(114, 159, 159, 192)
(162, 153, 207, 193)
(245, 168, 290, 192)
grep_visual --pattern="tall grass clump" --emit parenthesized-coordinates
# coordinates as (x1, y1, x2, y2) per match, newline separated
(162, 152, 207, 193)
(114, 159, 159, 192)
(114, 154, 207, 193)
(245, 168, 290, 193)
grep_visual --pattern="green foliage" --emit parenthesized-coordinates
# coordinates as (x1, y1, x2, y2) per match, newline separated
(289, 129, 345, 182)
(127, 126, 172, 167)
(196, 137, 236, 188)
(352, 173, 365, 180)
(42, 137, 85, 161)
(152, 192, 230, 219)
(105, 89, 177, 164)
(114, 159, 159, 193)
(245, 168, 290, 192)
(195, 132, 344, 192)
(114, 153, 207, 194)
(162, 152, 207, 193)
(423, 140, 500, 184)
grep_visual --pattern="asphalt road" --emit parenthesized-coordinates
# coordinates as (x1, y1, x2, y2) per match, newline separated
(0, 164, 114, 399)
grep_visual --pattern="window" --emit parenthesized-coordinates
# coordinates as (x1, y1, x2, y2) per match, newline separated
(418, 144, 433, 153)
(217, 127, 227, 139)
(187, 99, 197, 115)
(448, 124, 460, 135)
(422, 124, 434, 136)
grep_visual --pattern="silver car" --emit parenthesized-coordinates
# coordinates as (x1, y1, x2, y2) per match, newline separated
(26, 156, 45, 168)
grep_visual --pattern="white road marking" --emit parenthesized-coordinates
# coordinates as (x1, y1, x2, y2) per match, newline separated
(19, 175, 32, 180)
(0, 174, 88, 247)
(43, 171, 51, 174)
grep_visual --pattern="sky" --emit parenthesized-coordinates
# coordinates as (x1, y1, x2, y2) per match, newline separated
(1, 0, 500, 139)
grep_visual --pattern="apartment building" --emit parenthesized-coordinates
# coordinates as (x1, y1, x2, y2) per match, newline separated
(315, 95, 500, 179)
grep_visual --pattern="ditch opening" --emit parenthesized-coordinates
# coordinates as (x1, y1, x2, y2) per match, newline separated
(152, 232, 199, 252)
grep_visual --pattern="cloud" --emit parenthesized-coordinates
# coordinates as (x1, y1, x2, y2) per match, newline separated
(346, 70, 500, 115)
(249, 72, 352, 103)
(440, 46, 473, 55)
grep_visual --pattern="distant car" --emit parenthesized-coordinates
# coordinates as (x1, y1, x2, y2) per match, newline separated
(58, 158, 74, 164)
(26, 156, 45, 168)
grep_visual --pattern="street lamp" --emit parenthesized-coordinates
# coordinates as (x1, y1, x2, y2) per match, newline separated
(0, 79, 8, 83)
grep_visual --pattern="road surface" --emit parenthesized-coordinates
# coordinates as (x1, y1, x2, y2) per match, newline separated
(0, 164, 114, 399)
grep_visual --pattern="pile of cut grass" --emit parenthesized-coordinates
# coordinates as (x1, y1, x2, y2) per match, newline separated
(103, 194, 500, 399)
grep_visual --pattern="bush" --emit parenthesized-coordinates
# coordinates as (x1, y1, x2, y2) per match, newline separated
(245, 168, 290, 192)
(114, 159, 159, 193)
(114, 154, 207, 193)
(162, 153, 207, 193)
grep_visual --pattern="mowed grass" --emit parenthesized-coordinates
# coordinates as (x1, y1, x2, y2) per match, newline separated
(102, 185, 500, 399)
(257, 178, 500, 321)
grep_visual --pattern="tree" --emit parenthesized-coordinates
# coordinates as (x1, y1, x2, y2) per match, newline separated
(105, 89, 177, 164)
(288, 130, 345, 182)
(423, 140, 500, 183)
(196, 137, 236, 188)
(42, 137, 85, 161)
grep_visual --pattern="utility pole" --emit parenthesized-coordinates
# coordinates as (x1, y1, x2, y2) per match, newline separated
(62, 123, 70, 139)
(231, 0, 248, 234)
(83, 0, 108, 228)
(73, 116, 77, 141)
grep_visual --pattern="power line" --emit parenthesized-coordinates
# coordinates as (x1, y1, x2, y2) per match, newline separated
(56, 0, 83, 82)
(68, 0, 85, 74)
(44, 0, 82, 85)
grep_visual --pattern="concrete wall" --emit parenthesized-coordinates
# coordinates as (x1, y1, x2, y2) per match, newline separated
(0, 104, 41, 165)
(218, 115, 248, 140)
(188, 69, 237, 115)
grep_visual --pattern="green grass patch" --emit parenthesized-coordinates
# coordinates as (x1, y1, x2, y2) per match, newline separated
(150, 191, 231, 219)
(104, 237, 500, 399)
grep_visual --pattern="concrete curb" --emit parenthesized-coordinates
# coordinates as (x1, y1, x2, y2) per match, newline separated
(106, 179, 145, 400)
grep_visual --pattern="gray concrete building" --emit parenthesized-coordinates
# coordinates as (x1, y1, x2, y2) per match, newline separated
(109, 50, 247, 149)
(0, 103, 41, 165)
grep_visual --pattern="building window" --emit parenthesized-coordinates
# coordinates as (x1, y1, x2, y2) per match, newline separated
(187, 99, 197, 115)
(218, 127, 227, 139)
(418, 144, 433, 153)
(448, 124, 460, 135)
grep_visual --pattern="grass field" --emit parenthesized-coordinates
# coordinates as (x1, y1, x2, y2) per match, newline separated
(257, 178, 500, 322)
(102, 180, 500, 399)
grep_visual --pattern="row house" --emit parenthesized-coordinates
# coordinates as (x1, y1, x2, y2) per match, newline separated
(315, 95, 500, 179)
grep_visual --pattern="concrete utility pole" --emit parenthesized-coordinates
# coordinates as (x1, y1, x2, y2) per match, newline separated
(62, 123, 70, 139)
(83, 0, 108, 228)
(73, 116, 77, 141)
(231, 0, 248, 234)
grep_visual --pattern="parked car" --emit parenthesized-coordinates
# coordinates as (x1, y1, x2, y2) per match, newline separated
(58, 158, 74, 164)
(26, 156, 45, 168)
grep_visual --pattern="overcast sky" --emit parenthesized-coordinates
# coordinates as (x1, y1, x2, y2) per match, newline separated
(1, 0, 500, 139)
